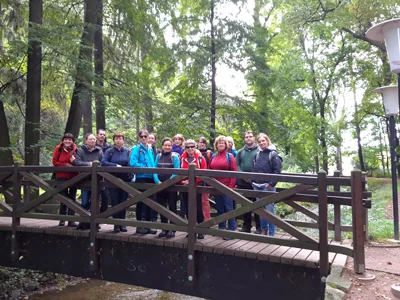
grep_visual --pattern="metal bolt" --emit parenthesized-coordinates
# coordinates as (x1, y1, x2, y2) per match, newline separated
(188, 255, 193, 260)
(90, 242, 94, 247)
(188, 276, 193, 281)
(90, 261, 94, 266)
(11, 251, 14, 255)
(321, 276, 327, 283)
(11, 235, 15, 239)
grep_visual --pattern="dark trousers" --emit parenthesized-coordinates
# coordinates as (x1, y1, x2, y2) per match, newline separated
(109, 188, 128, 219)
(80, 188, 109, 213)
(157, 190, 178, 224)
(100, 188, 110, 213)
(57, 178, 77, 216)
(182, 192, 204, 224)
(135, 178, 157, 221)
(238, 181, 260, 231)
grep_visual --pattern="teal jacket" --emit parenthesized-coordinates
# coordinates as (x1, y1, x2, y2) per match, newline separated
(129, 142, 155, 179)
(237, 144, 259, 172)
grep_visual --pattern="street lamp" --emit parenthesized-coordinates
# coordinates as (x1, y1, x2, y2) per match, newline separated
(367, 19, 400, 240)
(373, 86, 399, 240)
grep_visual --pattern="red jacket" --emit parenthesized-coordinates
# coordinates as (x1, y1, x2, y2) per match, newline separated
(209, 150, 237, 188)
(52, 142, 79, 179)
(180, 152, 207, 185)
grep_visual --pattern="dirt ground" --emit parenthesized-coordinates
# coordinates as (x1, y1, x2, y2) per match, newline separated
(342, 244, 400, 300)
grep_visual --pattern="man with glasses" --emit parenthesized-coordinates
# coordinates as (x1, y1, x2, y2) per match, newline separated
(236, 130, 261, 234)
(130, 130, 157, 234)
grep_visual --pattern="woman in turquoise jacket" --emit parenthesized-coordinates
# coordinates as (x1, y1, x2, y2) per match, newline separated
(129, 130, 156, 234)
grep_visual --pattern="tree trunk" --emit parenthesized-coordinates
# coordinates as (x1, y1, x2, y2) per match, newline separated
(355, 122, 365, 171)
(24, 0, 42, 167)
(0, 100, 13, 166)
(94, 0, 105, 132)
(65, 0, 97, 137)
(141, 46, 153, 133)
(210, 0, 216, 146)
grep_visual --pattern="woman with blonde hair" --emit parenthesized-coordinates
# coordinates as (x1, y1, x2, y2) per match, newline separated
(226, 136, 238, 158)
(252, 133, 282, 236)
(209, 135, 237, 238)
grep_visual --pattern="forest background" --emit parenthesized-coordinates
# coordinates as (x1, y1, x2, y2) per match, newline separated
(0, 0, 399, 176)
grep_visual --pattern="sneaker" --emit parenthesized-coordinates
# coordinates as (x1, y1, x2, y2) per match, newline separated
(58, 221, 65, 226)
(197, 234, 205, 239)
(136, 228, 148, 234)
(113, 225, 120, 233)
(67, 222, 77, 227)
(147, 229, 157, 234)
(120, 226, 127, 232)
(166, 231, 175, 238)
(239, 228, 250, 233)
(255, 229, 262, 235)
(158, 230, 168, 238)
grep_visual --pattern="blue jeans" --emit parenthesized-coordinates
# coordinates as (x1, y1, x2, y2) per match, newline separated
(214, 195, 236, 231)
(81, 190, 91, 210)
(253, 185, 276, 236)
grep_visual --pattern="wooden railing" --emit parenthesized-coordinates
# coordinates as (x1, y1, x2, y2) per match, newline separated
(0, 162, 370, 284)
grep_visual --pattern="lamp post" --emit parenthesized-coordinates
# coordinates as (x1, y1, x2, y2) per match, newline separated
(373, 86, 399, 240)
(367, 19, 400, 240)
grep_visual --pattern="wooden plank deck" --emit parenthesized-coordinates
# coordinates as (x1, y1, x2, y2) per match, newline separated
(0, 216, 350, 269)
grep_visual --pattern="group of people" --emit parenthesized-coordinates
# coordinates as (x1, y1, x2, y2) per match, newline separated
(52, 129, 282, 238)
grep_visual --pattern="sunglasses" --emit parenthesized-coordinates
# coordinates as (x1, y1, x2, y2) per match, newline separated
(140, 135, 148, 138)
(185, 145, 196, 149)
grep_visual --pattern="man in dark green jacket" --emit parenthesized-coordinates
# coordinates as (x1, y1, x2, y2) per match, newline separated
(236, 130, 261, 234)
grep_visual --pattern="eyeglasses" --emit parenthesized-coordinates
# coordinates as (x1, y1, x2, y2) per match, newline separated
(185, 145, 196, 149)
(140, 135, 148, 138)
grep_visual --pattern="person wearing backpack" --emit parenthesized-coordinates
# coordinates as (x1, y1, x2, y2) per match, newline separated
(180, 139, 206, 239)
(153, 137, 180, 238)
(252, 133, 283, 237)
(209, 135, 238, 239)
(129, 130, 157, 235)
(197, 136, 213, 221)
(101, 132, 131, 233)
(52, 133, 79, 227)
(236, 130, 261, 234)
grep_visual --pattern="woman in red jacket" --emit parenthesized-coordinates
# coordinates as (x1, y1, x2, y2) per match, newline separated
(52, 133, 79, 227)
(180, 139, 206, 239)
(209, 135, 237, 236)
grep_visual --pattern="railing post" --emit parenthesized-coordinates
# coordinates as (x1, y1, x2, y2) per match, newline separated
(351, 169, 365, 274)
(362, 172, 369, 241)
(318, 170, 329, 293)
(333, 170, 341, 241)
(89, 161, 100, 270)
(11, 162, 22, 261)
(187, 163, 197, 286)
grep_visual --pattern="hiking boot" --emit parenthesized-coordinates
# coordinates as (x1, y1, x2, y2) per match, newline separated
(113, 225, 120, 233)
(136, 228, 148, 234)
(67, 222, 77, 228)
(58, 221, 65, 226)
(255, 228, 262, 235)
(147, 228, 157, 234)
(120, 226, 127, 232)
(166, 231, 175, 238)
(158, 230, 168, 238)
(240, 228, 250, 233)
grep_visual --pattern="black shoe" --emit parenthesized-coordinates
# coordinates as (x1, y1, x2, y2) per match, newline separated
(76, 223, 82, 230)
(67, 222, 77, 228)
(136, 228, 148, 234)
(158, 230, 167, 238)
(240, 228, 250, 233)
(255, 229, 262, 235)
(58, 221, 65, 226)
(120, 226, 127, 232)
(147, 228, 157, 234)
(166, 231, 175, 238)
(113, 225, 120, 233)
(223, 237, 233, 240)
(197, 234, 205, 239)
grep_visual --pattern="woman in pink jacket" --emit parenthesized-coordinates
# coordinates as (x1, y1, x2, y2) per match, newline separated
(209, 135, 237, 236)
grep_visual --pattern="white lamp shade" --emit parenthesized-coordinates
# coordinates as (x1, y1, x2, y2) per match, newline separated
(366, 19, 400, 74)
(373, 85, 399, 116)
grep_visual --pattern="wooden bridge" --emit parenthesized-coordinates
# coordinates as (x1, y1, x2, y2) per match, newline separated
(0, 163, 370, 299)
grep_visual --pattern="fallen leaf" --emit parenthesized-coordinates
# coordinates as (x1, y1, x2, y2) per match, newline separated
(387, 261, 392, 265)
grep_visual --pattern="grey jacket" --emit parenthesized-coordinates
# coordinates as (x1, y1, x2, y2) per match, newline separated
(74, 144, 103, 166)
